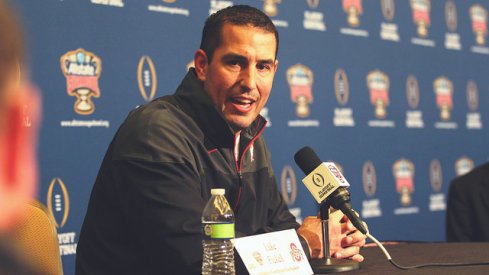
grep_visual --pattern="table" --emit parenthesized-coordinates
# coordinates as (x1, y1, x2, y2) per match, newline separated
(349, 242, 489, 274)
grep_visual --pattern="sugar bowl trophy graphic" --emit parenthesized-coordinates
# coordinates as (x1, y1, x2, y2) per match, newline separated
(287, 64, 314, 118)
(455, 157, 474, 177)
(263, 0, 281, 17)
(470, 4, 488, 46)
(342, 0, 362, 27)
(366, 70, 389, 119)
(410, 0, 431, 37)
(393, 159, 415, 207)
(60, 48, 102, 115)
(433, 76, 453, 121)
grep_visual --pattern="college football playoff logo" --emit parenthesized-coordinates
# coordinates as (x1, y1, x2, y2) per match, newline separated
(406, 75, 420, 109)
(281, 165, 297, 206)
(381, 0, 395, 21)
(430, 159, 443, 193)
(466, 80, 479, 112)
(137, 56, 157, 102)
(334, 69, 349, 106)
(362, 161, 377, 198)
(47, 178, 70, 228)
(445, 0, 457, 32)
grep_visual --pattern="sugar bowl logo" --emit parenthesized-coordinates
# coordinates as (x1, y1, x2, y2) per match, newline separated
(380, 0, 399, 42)
(455, 156, 474, 176)
(393, 159, 415, 208)
(466, 80, 482, 129)
(186, 60, 194, 71)
(333, 68, 355, 127)
(287, 64, 314, 118)
(367, 70, 389, 119)
(60, 48, 102, 115)
(429, 159, 446, 211)
(262, 0, 288, 28)
(410, 0, 430, 37)
(137, 56, 157, 102)
(47, 178, 77, 256)
(307, 0, 319, 9)
(343, 0, 362, 27)
(209, 0, 234, 15)
(260, 107, 272, 127)
(263, 0, 280, 17)
(470, 5, 488, 46)
(405, 75, 424, 128)
(433, 77, 457, 129)
(361, 161, 382, 218)
(444, 0, 461, 50)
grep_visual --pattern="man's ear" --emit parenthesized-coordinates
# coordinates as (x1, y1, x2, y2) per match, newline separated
(273, 59, 279, 73)
(194, 49, 208, 82)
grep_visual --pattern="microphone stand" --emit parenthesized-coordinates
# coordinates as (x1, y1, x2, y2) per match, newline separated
(309, 203, 360, 274)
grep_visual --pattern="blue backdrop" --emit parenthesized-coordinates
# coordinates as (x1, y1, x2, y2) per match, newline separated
(13, 1, 489, 273)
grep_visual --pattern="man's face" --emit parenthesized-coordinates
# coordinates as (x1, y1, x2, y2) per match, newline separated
(195, 24, 278, 133)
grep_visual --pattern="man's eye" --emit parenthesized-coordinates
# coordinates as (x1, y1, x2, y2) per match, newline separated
(257, 64, 271, 71)
(228, 60, 240, 66)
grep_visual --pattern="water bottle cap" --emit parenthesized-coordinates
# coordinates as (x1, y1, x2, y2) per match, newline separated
(210, 188, 225, 196)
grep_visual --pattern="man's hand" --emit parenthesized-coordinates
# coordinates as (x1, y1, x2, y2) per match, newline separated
(297, 210, 366, 262)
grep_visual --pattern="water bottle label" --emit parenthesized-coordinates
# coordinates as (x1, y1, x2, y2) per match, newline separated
(203, 223, 235, 239)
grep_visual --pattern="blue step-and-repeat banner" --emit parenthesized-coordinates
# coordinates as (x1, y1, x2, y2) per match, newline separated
(13, 0, 489, 273)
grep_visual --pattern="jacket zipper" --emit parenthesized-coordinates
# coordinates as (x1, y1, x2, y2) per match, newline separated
(232, 120, 267, 211)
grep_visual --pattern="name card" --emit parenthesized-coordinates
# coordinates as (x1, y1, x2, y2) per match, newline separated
(234, 229, 313, 275)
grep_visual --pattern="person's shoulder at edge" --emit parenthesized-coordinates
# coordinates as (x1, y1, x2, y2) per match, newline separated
(450, 162, 489, 189)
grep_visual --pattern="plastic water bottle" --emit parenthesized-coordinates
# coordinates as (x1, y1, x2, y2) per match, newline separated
(201, 188, 235, 275)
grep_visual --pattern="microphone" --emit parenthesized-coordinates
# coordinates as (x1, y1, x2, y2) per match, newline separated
(294, 146, 368, 235)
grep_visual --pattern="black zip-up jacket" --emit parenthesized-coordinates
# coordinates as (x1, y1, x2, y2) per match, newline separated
(75, 69, 300, 274)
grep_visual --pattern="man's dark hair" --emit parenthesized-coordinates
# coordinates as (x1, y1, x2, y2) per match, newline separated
(200, 5, 279, 62)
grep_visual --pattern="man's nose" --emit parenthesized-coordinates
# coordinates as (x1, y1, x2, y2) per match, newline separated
(240, 66, 256, 92)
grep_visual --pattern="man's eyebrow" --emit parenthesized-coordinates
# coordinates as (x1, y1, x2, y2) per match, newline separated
(257, 58, 275, 65)
(221, 53, 275, 64)
(221, 53, 247, 62)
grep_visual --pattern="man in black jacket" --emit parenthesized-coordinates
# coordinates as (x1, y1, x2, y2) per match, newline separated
(446, 162, 489, 242)
(76, 5, 365, 274)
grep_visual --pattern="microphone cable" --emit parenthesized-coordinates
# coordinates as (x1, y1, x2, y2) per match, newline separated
(366, 233, 489, 270)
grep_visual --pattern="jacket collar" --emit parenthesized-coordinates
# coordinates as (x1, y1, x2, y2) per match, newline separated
(173, 69, 267, 149)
